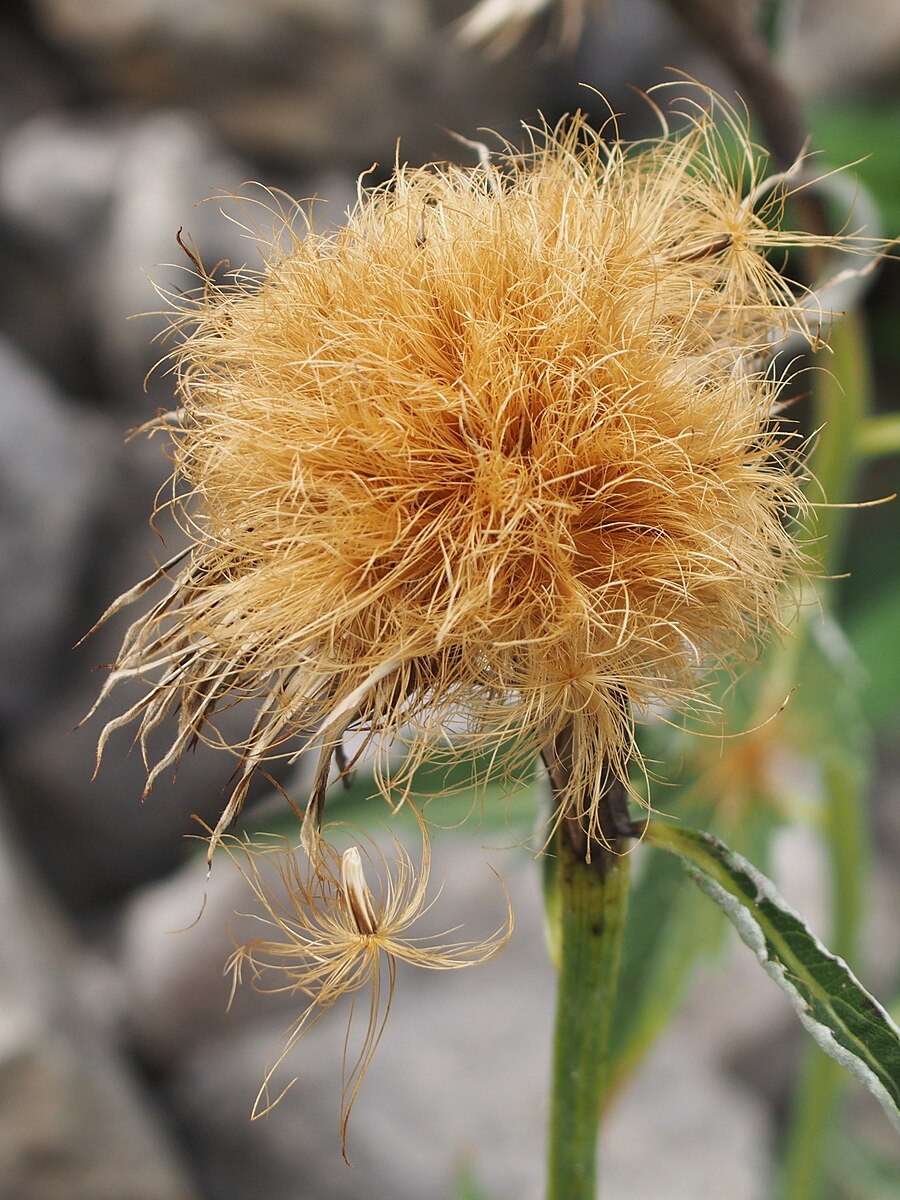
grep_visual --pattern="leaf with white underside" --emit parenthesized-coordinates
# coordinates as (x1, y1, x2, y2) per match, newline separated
(645, 821, 900, 1133)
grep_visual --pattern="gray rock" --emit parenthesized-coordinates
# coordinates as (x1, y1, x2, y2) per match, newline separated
(2, 611, 297, 915)
(125, 837, 551, 1200)
(562, 0, 733, 138)
(94, 109, 247, 400)
(0, 669, 276, 911)
(0, 11, 68, 140)
(117, 805, 299, 1066)
(0, 790, 200, 1200)
(0, 112, 126, 245)
(0, 422, 297, 910)
(0, 107, 252, 404)
(0, 336, 113, 726)
(783, 0, 900, 96)
(602, 1033, 772, 1200)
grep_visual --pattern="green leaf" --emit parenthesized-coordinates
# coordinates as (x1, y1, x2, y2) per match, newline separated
(645, 821, 900, 1133)
(806, 312, 873, 576)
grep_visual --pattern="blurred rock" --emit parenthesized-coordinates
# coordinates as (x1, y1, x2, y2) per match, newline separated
(0, 108, 251, 403)
(120, 837, 557, 1199)
(119, 829, 772, 1199)
(0, 105, 363, 407)
(0, 667, 280, 913)
(0, 111, 127, 245)
(95, 109, 248, 400)
(0, 790, 200, 1200)
(0, 336, 113, 727)
(29, 0, 540, 171)
(2, 622, 294, 914)
(785, 0, 900, 96)
(602, 1035, 771, 1200)
(0, 7, 69, 140)
(0, 416, 298, 911)
(0, 111, 122, 390)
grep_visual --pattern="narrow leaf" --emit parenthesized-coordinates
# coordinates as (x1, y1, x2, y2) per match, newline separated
(646, 820, 900, 1133)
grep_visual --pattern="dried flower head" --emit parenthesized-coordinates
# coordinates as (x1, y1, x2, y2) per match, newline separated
(225, 814, 512, 1154)
(94, 92, 856, 850)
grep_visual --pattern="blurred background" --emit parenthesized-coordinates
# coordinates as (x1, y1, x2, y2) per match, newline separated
(0, 1, 898, 1197)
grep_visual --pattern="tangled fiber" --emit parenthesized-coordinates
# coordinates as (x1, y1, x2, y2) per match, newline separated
(94, 93, 853, 849)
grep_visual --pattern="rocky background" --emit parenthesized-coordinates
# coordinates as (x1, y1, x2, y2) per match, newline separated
(0, 1, 898, 1197)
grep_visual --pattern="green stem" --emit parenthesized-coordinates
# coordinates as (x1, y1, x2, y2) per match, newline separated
(856, 413, 900, 460)
(546, 835, 630, 1200)
(807, 309, 873, 580)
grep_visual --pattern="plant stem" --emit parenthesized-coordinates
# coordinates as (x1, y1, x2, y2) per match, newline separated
(857, 413, 900, 460)
(807, 309, 873, 579)
(546, 827, 630, 1200)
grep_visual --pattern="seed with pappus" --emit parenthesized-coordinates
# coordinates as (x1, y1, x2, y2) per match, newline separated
(94, 94, 852, 849)
(223, 814, 512, 1155)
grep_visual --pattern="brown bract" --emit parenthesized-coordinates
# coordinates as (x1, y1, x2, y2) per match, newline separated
(94, 96, 845, 850)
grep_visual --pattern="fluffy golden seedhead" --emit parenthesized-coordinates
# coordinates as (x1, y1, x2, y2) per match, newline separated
(96, 95, 843, 849)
